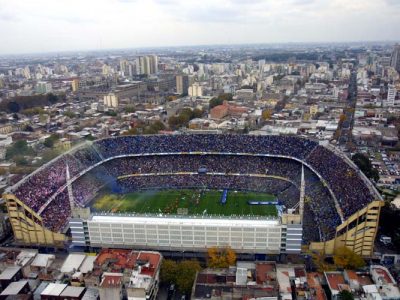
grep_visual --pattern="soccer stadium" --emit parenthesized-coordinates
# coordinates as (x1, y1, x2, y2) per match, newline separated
(4, 134, 383, 256)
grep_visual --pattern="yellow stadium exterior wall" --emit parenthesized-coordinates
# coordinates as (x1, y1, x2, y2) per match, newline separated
(4, 194, 66, 247)
(310, 200, 383, 257)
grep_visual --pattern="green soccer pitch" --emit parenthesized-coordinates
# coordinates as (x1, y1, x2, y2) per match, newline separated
(91, 189, 277, 217)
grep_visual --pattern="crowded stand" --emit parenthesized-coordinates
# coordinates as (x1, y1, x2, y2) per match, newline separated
(94, 135, 318, 159)
(41, 190, 70, 232)
(103, 155, 303, 181)
(306, 145, 375, 219)
(9, 134, 379, 240)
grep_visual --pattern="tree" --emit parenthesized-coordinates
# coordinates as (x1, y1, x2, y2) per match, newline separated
(160, 259, 178, 284)
(14, 155, 29, 166)
(7, 101, 20, 113)
(333, 247, 365, 269)
(6, 140, 35, 159)
(64, 111, 76, 118)
(352, 153, 379, 182)
(168, 108, 203, 129)
(207, 247, 237, 268)
(262, 109, 273, 120)
(44, 134, 60, 148)
(105, 110, 117, 117)
(338, 290, 354, 300)
(379, 202, 400, 250)
(151, 120, 166, 132)
(21, 107, 46, 116)
(166, 95, 178, 102)
(225, 248, 237, 266)
(175, 260, 202, 294)
(209, 97, 224, 109)
(125, 105, 136, 113)
(160, 259, 201, 294)
(218, 93, 233, 101)
(47, 93, 58, 104)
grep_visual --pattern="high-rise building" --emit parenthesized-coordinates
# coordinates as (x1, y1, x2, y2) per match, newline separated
(385, 85, 397, 107)
(149, 55, 158, 74)
(119, 59, 129, 76)
(136, 55, 158, 75)
(104, 93, 119, 108)
(36, 81, 52, 94)
(391, 44, 400, 73)
(71, 79, 79, 92)
(176, 75, 189, 95)
(188, 82, 202, 97)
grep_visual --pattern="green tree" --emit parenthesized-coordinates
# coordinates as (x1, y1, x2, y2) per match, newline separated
(105, 110, 118, 117)
(379, 202, 400, 249)
(160, 260, 201, 294)
(175, 260, 201, 294)
(151, 120, 166, 132)
(168, 108, 202, 129)
(209, 97, 224, 109)
(44, 134, 60, 148)
(125, 105, 136, 113)
(21, 107, 46, 116)
(338, 290, 354, 300)
(14, 155, 29, 166)
(6, 140, 34, 159)
(160, 259, 178, 284)
(352, 153, 379, 182)
(192, 108, 203, 119)
(64, 111, 76, 118)
(47, 93, 58, 104)
(218, 93, 233, 101)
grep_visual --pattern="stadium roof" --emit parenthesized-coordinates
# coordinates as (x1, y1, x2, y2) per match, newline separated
(90, 215, 280, 227)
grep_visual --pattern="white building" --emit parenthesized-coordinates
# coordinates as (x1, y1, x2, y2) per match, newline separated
(70, 213, 302, 254)
(126, 251, 162, 300)
(104, 93, 119, 108)
(188, 83, 203, 97)
(384, 85, 398, 107)
(36, 81, 52, 94)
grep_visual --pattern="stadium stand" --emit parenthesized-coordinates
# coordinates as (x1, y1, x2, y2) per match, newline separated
(7, 134, 380, 243)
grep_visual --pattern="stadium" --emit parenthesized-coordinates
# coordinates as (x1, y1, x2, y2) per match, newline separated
(4, 134, 383, 256)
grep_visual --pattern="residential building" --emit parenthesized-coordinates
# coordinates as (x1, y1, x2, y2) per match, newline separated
(36, 81, 52, 94)
(99, 273, 123, 300)
(390, 44, 400, 73)
(176, 75, 189, 95)
(188, 82, 202, 97)
(104, 93, 119, 108)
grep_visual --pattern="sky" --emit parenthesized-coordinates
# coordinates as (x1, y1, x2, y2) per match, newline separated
(0, 0, 399, 55)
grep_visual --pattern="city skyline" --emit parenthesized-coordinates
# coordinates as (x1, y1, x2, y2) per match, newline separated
(1, 0, 400, 55)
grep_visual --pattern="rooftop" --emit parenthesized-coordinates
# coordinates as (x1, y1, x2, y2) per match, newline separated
(41, 283, 67, 296)
(60, 286, 86, 298)
(0, 280, 29, 296)
(307, 273, 327, 300)
(79, 255, 97, 274)
(100, 272, 123, 288)
(0, 266, 21, 280)
(31, 253, 55, 268)
(60, 253, 86, 273)
(325, 272, 351, 294)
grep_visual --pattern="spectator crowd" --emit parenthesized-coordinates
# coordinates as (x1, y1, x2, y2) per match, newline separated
(11, 134, 376, 240)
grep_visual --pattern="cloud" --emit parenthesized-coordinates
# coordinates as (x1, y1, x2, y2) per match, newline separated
(117, 0, 138, 3)
(0, 12, 19, 22)
(385, 0, 400, 5)
(0, 0, 399, 54)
